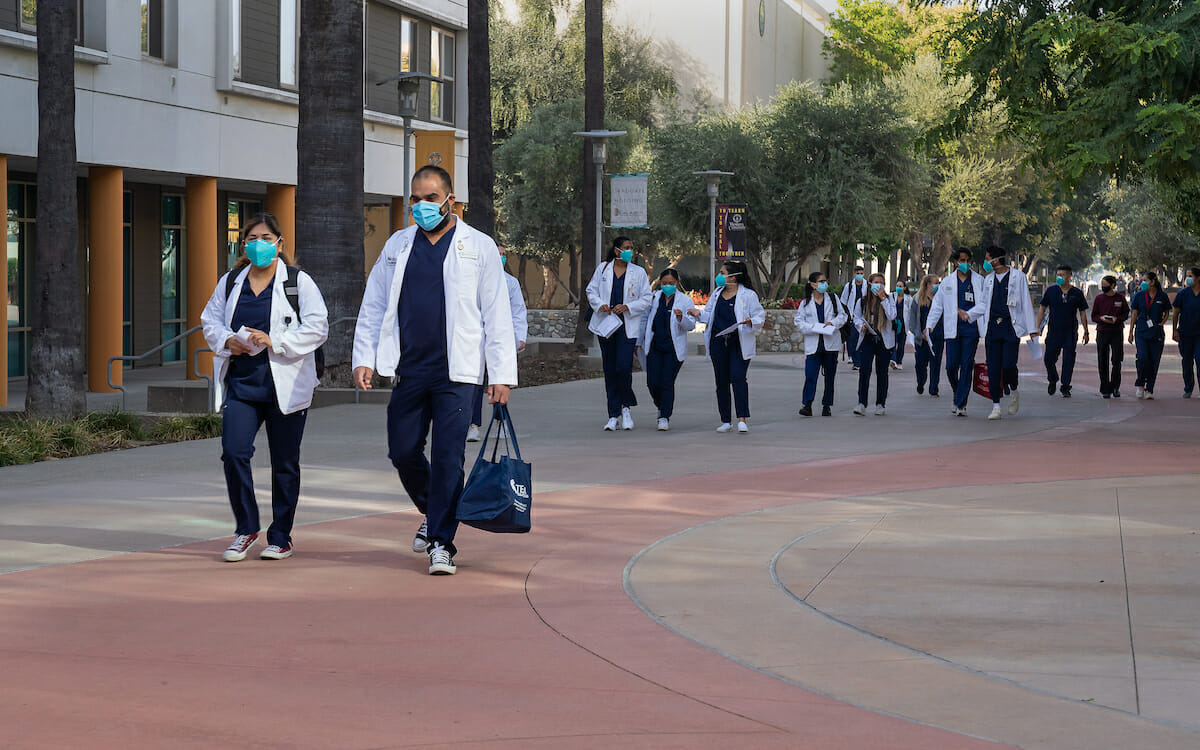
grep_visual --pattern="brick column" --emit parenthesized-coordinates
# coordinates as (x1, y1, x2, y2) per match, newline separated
(87, 166, 124, 392)
(185, 176, 218, 381)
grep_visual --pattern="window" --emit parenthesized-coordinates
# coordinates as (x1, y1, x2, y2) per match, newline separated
(161, 194, 185, 361)
(7, 183, 34, 378)
(430, 26, 454, 124)
(231, 0, 242, 78)
(141, 0, 163, 59)
(279, 0, 298, 89)
(401, 17, 412, 72)
(226, 199, 261, 272)
(17, 0, 85, 43)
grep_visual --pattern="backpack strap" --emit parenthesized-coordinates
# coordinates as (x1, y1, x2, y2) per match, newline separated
(224, 270, 238, 301)
(283, 265, 303, 321)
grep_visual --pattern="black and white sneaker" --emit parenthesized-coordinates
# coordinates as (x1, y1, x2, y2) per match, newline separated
(412, 519, 429, 553)
(428, 543, 456, 575)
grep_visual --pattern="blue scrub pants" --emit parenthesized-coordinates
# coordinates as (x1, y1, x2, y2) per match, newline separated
(221, 396, 308, 548)
(599, 330, 638, 418)
(387, 376, 474, 556)
(469, 375, 491, 427)
(945, 335, 979, 409)
(892, 328, 906, 364)
(856, 335, 892, 407)
(986, 320, 1020, 403)
(645, 347, 683, 419)
(1179, 335, 1200, 393)
(1044, 333, 1078, 388)
(1134, 330, 1166, 393)
(1096, 329, 1124, 396)
(844, 325, 861, 367)
(915, 334, 943, 395)
(803, 350, 838, 407)
(710, 333, 750, 423)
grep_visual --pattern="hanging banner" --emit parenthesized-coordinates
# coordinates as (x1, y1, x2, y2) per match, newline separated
(716, 204, 748, 261)
(610, 173, 649, 229)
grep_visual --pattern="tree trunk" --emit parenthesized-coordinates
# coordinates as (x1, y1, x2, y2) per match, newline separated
(567, 244, 579, 306)
(930, 231, 954, 276)
(574, 0, 603, 348)
(908, 231, 923, 279)
(297, 0, 364, 384)
(537, 262, 556, 308)
(467, 0, 495, 237)
(27, 0, 85, 419)
(518, 255, 528, 297)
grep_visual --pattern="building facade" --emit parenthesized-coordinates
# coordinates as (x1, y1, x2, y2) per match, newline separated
(2, 0, 469, 405)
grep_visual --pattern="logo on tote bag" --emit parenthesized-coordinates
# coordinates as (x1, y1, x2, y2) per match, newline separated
(510, 479, 530, 499)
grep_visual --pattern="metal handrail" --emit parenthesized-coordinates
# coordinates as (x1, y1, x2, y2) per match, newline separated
(193, 347, 214, 412)
(107, 325, 203, 412)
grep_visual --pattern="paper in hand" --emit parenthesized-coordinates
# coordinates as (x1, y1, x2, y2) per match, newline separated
(234, 326, 267, 356)
(714, 322, 742, 338)
(1025, 337, 1044, 360)
(588, 311, 623, 337)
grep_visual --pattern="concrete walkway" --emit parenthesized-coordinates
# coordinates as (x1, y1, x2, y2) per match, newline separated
(1, 343, 1197, 749)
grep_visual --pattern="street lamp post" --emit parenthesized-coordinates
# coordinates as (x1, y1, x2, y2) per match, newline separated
(573, 130, 627, 267)
(377, 72, 442, 226)
(693, 170, 733, 290)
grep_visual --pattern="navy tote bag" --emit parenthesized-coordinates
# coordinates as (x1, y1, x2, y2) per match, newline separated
(457, 404, 532, 533)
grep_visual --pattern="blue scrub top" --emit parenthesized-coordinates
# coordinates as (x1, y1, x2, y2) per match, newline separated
(609, 268, 626, 309)
(227, 280, 276, 403)
(956, 280, 978, 339)
(990, 272, 1011, 321)
(1040, 285, 1088, 339)
(814, 297, 827, 353)
(397, 227, 455, 380)
(651, 293, 674, 352)
(1173, 287, 1200, 337)
(1131, 289, 1170, 335)
(712, 293, 737, 336)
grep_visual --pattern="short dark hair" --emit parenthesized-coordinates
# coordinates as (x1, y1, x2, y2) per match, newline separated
(1102, 275, 1117, 287)
(413, 164, 453, 193)
(1057, 264, 1072, 273)
(954, 247, 973, 261)
(854, 265, 865, 272)
(659, 267, 680, 282)
(611, 236, 632, 250)
(985, 245, 1006, 260)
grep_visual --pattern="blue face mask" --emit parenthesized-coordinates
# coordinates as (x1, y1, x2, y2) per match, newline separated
(957, 262, 971, 274)
(619, 249, 633, 263)
(714, 273, 727, 288)
(816, 281, 829, 294)
(411, 198, 449, 231)
(871, 282, 882, 293)
(1055, 276, 1065, 286)
(245, 238, 278, 268)
(932, 283, 940, 293)
(1140, 281, 1150, 291)
(661, 284, 676, 297)
(855, 273, 864, 283)
(500, 255, 507, 267)
(896, 285, 904, 293)
(982, 261, 994, 273)
(1188, 276, 1196, 287)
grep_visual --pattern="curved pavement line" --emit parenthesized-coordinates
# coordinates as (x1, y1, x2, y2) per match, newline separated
(624, 479, 1200, 750)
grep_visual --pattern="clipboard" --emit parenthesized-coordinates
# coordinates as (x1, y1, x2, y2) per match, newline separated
(714, 322, 741, 338)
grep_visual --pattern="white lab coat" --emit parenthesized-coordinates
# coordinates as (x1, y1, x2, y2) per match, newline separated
(352, 222, 518, 386)
(840, 278, 869, 310)
(698, 286, 766, 358)
(926, 271, 986, 339)
(638, 290, 697, 363)
(792, 294, 848, 355)
(201, 263, 329, 415)
(505, 273, 528, 346)
(979, 268, 1038, 338)
(585, 261, 653, 340)
(852, 292, 899, 350)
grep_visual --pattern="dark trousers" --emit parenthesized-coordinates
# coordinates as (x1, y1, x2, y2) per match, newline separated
(803, 350, 838, 407)
(1134, 331, 1166, 393)
(857, 335, 892, 406)
(645, 347, 683, 418)
(914, 334, 943, 395)
(986, 321, 1020, 403)
(221, 396, 308, 548)
(1096, 329, 1124, 395)
(470, 377, 488, 427)
(387, 376, 474, 556)
(1044, 334, 1078, 387)
(710, 334, 750, 422)
(844, 325, 860, 366)
(892, 331, 906, 364)
(599, 330, 637, 418)
(1180, 335, 1200, 393)
(945, 335, 979, 408)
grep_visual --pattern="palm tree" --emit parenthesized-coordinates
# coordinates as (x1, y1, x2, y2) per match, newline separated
(26, 0, 86, 418)
(467, 0, 496, 238)
(296, 0, 365, 382)
(574, 0, 603, 348)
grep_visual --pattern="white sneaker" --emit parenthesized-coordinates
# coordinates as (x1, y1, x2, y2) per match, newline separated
(852, 404, 867, 416)
(1136, 387, 1146, 399)
(259, 543, 293, 560)
(466, 424, 482, 443)
(716, 422, 733, 433)
(428, 543, 456, 575)
(873, 405, 885, 416)
(656, 418, 669, 431)
(1007, 390, 1020, 415)
(603, 418, 619, 431)
(988, 405, 1002, 420)
(222, 533, 258, 562)
(951, 407, 961, 417)
(621, 407, 634, 430)
(737, 420, 749, 433)
(411, 519, 429, 553)
(889, 361, 900, 370)
(957, 407, 968, 418)
(1145, 391, 1154, 400)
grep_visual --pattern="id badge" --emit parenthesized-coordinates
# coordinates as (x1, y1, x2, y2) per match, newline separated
(965, 292, 975, 302)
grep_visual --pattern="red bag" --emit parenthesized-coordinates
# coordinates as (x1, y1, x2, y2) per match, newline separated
(972, 362, 991, 398)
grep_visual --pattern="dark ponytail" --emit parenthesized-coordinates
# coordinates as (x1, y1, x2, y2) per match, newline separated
(722, 260, 756, 293)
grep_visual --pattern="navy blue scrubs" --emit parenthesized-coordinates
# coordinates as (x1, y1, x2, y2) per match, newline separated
(710, 293, 749, 422)
(892, 296, 907, 364)
(1131, 289, 1170, 394)
(221, 277, 308, 549)
(598, 268, 638, 418)
(914, 301, 943, 396)
(856, 300, 892, 407)
(802, 298, 838, 407)
(844, 281, 865, 366)
(645, 293, 682, 419)
(1174, 286, 1200, 393)
(985, 273, 1019, 403)
(945, 278, 979, 409)
(387, 227, 472, 556)
(1040, 285, 1088, 389)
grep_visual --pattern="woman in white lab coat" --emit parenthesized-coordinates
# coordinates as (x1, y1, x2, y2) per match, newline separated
(794, 271, 847, 417)
(585, 236, 653, 431)
(688, 260, 766, 433)
(851, 272, 897, 416)
(638, 268, 696, 431)
(201, 212, 328, 563)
